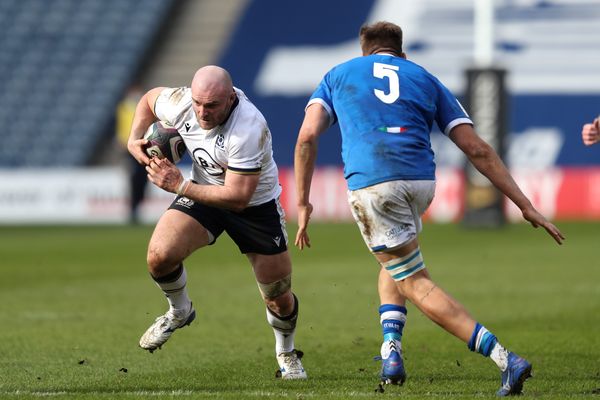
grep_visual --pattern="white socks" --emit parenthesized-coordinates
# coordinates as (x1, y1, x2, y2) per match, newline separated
(153, 264, 191, 315)
(266, 295, 298, 354)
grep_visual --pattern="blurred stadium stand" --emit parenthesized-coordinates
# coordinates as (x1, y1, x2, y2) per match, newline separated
(143, 0, 249, 88)
(1, 0, 598, 224)
(0, 0, 249, 168)
(0, 0, 180, 167)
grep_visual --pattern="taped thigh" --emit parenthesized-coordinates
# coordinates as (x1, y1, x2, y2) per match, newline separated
(381, 247, 426, 281)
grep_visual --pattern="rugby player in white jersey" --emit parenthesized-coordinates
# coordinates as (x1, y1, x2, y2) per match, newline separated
(127, 65, 306, 379)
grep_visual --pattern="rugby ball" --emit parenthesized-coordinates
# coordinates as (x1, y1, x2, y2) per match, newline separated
(143, 122, 186, 164)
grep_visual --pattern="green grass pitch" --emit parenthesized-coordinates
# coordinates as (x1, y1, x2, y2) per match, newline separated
(0, 221, 598, 399)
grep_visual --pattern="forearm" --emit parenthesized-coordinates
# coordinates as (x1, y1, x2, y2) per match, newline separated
(451, 123, 563, 243)
(178, 181, 249, 212)
(468, 143, 565, 245)
(468, 149, 533, 212)
(293, 103, 328, 248)
(146, 156, 256, 212)
(128, 88, 164, 147)
(294, 103, 330, 206)
(450, 124, 533, 212)
(294, 138, 318, 206)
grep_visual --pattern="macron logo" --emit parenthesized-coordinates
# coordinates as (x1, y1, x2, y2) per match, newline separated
(273, 236, 281, 247)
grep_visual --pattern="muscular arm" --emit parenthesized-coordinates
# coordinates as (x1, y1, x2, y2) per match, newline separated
(183, 170, 259, 212)
(293, 103, 331, 248)
(450, 124, 532, 211)
(127, 87, 166, 165)
(146, 157, 259, 212)
(449, 123, 564, 244)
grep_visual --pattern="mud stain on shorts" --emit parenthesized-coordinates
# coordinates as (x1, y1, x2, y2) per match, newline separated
(381, 200, 396, 215)
(351, 198, 373, 241)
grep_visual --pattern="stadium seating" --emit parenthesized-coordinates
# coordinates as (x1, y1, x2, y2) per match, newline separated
(0, 0, 176, 167)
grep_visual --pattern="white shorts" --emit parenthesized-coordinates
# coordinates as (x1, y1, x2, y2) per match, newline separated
(347, 180, 435, 253)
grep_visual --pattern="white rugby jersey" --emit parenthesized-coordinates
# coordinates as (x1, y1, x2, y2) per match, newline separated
(154, 87, 281, 207)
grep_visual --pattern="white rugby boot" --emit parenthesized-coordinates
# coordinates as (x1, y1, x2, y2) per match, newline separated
(139, 306, 196, 352)
(275, 349, 307, 379)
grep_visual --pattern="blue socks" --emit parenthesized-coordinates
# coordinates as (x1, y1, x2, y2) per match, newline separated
(379, 304, 407, 342)
(380, 309, 506, 371)
(468, 322, 498, 357)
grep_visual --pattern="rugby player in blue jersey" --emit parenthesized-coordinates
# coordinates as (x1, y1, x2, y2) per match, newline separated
(294, 21, 564, 396)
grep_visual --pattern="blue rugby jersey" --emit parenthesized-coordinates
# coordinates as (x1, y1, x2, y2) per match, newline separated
(308, 54, 472, 190)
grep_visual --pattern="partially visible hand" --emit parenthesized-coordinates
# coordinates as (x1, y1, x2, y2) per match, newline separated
(295, 203, 314, 250)
(522, 207, 565, 245)
(581, 117, 600, 146)
(146, 157, 183, 193)
(128, 138, 151, 165)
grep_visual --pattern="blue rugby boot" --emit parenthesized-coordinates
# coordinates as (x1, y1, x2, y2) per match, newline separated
(380, 339, 406, 385)
(496, 352, 532, 396)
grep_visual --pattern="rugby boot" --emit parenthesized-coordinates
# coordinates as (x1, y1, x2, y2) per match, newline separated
(496, 352, 532, 396)
(139, 305, 196, 352)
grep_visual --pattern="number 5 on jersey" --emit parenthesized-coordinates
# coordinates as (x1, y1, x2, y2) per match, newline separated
(373, 62, 400, 104)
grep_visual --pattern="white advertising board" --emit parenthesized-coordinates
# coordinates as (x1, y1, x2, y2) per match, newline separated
(0, 168, 174, 224)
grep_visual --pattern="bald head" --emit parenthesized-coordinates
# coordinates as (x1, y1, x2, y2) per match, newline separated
(191, 65, 233, 94)
(190, 65, 236, 129)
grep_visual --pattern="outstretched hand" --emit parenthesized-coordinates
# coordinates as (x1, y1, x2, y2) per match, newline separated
(295, 203, 314, 250)
(522, 207, 565, 245)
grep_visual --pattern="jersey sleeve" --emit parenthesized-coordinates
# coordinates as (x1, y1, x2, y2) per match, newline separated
(432, 78, 473, 135)
(306, 72, 338, 126)
(153, 87, 190, 127)
(226, 116, 266, 175)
